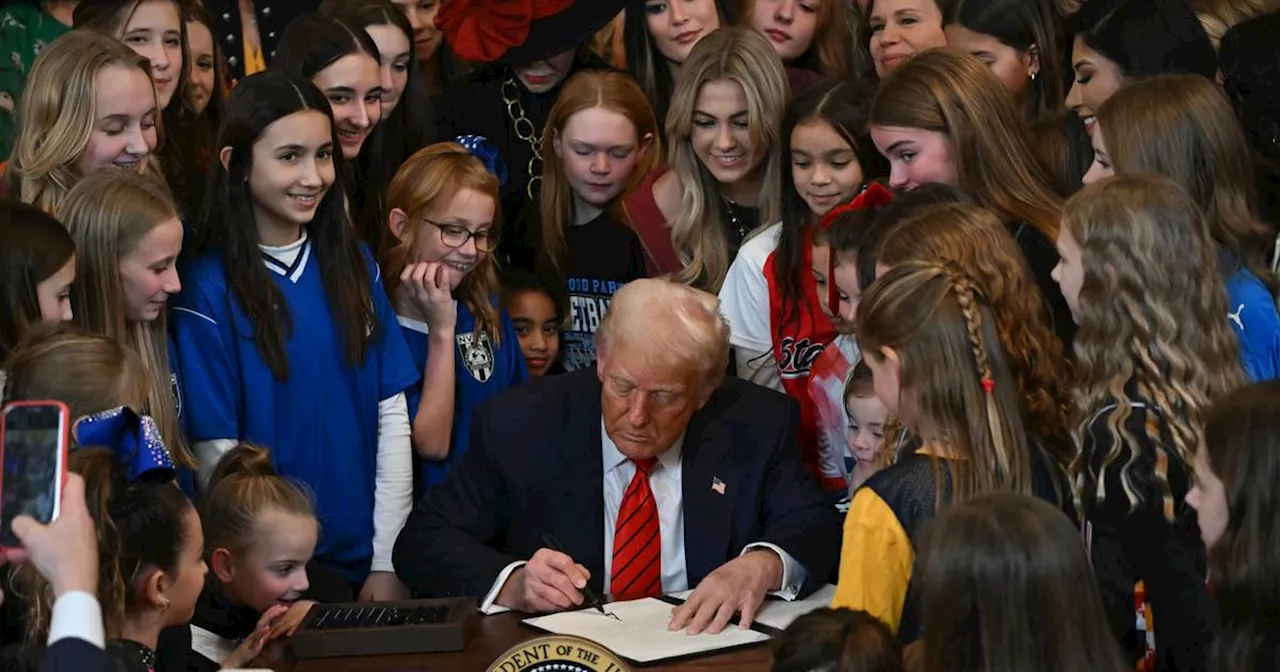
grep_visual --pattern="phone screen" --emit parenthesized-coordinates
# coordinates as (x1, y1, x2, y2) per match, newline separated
(1, 405, 64, 548)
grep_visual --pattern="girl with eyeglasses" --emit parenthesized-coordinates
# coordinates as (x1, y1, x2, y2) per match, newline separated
(380, 142, 528, 494)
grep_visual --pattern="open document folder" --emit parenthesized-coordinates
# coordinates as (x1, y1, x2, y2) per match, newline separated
(521, 585, 837, 665)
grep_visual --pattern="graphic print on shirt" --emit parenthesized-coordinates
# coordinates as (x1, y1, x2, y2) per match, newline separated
(778, 336, 826, 380)
(563, 277, 625, 372)
(456, 331, 495, 383)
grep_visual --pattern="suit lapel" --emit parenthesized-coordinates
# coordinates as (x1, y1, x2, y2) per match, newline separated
(680, 396, 736, 586)
(551, 371, 607, 593)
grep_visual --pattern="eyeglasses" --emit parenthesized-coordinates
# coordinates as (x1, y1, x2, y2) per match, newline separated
(418, 217, 499, 252)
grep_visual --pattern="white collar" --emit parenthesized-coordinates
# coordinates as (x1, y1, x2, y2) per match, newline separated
(600, 417, 684, 474)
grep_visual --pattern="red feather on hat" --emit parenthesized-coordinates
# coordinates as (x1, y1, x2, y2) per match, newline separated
(435, 0, 575, 63)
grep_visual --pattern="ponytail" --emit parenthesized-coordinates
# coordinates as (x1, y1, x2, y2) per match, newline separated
(201, 444, 315, 555)
(20, 448, 191, 642)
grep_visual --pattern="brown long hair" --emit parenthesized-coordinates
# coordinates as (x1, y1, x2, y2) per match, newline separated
(739, 0, 855, 77)
(540, 71, 660, 279)
(1098, 73, 1278, 298)
(1201, 381, 1280, 671)
(857, 261, 1035, 506)
(1064, 174, 1244, 519)
(1, 324, 149, 418)
(0, 202, 75, 361)
(60, 171, 194, 469)
(382, 142, 502, 342)
(878, 204, 1074, 467)
(918, 493, 1131, 672)
(870, 48, 1063, 240)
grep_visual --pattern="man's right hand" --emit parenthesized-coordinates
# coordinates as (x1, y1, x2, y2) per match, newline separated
(495, 548, 591, 613)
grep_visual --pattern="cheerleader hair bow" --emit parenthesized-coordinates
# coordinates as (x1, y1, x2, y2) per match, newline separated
(73, 407, 176, 482)
(456, 135, 509, 187)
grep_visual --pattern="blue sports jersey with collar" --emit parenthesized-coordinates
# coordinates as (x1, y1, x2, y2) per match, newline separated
(399, 299, 528, 491)
(1223, 265, 1280, 381)
(170, 237, 418, 580)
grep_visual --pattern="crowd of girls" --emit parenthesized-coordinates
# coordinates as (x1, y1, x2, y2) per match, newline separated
(0, 0, 1277, 670)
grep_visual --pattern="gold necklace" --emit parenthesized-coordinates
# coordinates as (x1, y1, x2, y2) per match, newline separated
(501, 78, 543, 199)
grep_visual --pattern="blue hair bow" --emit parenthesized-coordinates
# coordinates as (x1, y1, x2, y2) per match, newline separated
(455, 135, 509, 187)
(73, 407, 176, 482)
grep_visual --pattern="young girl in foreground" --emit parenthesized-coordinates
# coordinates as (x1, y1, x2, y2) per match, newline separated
(1053, 174, 1241, 671)
(60, 170, 196, 494)
(3, 423, 204, 672)
(381, 142, 527, 491)
(1190, 381, 1280, 672)
(189, 444, 335, 671)
(720, 79, 888, 489)
(171, 71, 417, 599)
(539, 70, 657, 371)
(917, 494, 1131, 672)
(832, 261, 1069, 642)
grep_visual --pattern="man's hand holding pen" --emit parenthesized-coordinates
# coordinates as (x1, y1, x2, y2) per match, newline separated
(495, 547, 593, 613)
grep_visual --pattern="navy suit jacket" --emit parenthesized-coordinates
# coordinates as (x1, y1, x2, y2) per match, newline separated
(39, 640, 109, 672)
(393, 369, 841, 601)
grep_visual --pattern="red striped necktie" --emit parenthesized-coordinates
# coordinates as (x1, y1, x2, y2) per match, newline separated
(611, 457, 662, 600)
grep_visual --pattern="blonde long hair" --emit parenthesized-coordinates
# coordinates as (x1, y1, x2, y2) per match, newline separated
(540, 71, 661, 279)
(857, 260, 1036, 507)
(870, 48, 1063, 240)
(60, 171, 193, 469)
(382, 142, 502, 342)
(664, 26, 788, 291)
(1064, 174, 1244, 520)
(8, 31, 161, 216)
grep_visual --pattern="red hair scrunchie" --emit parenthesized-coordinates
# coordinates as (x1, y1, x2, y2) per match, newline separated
(435, 0, 575, 63)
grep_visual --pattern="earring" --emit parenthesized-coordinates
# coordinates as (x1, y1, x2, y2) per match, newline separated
(1030, 71, 1038, 81)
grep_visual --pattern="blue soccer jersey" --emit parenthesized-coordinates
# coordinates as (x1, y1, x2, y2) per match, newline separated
(171, 235, 418, 580)
(400, 299, 528, 491)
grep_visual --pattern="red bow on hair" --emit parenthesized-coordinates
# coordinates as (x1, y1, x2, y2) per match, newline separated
(818, 182, 896, 229)
(819, 182, 896, 318)
(435, 0, 574, 63)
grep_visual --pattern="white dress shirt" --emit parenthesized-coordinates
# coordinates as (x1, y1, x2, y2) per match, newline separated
(480, 420, 808, 612)
(47, 591, 105, 648)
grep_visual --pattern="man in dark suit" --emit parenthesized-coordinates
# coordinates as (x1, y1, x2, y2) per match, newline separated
(394, 279, 841, 634)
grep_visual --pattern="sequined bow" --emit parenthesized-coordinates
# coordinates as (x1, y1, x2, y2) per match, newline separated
(456, 135, 510, 187)
(73, 407, 175, 481)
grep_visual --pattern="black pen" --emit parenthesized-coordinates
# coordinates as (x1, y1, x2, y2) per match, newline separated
(540, 532, 620, 621)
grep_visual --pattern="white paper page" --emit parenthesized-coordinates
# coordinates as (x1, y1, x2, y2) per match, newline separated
(752, 584, 837, 631)
(523, 598, 770, 663)
(663, 584, 837, 631)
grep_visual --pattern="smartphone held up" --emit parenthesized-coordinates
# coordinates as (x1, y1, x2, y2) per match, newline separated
(0, 401, 69, 551)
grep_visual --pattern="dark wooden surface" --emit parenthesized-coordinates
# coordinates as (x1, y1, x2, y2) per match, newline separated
(288, 612, 773, 671)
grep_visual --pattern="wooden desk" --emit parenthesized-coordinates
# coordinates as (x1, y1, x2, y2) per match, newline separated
(291, 612, 773, 671)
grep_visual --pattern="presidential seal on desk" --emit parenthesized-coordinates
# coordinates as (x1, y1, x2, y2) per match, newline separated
(488, 635, 631, 672)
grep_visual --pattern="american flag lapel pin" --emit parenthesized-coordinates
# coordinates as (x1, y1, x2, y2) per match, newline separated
(711, 477, 726, 495)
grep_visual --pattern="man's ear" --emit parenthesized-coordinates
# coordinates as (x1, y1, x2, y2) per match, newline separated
(210, 547, 236, 584)
(219, 147, 233, 173)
